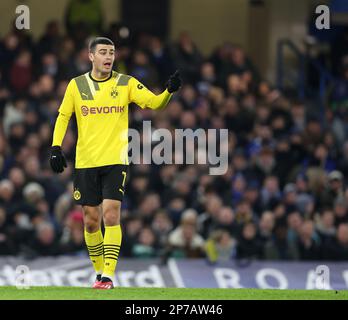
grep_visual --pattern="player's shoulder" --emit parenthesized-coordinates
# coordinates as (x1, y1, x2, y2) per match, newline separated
(70, 72, 90, 84)
(116, 72, 133, 86)
(67, 72, 89, 91)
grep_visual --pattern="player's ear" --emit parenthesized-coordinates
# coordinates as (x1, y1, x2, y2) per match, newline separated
(88, 51, 94, 63)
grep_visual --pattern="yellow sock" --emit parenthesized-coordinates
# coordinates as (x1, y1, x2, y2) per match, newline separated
(102, 225, 122, 279)
(84, 229, 104, 275)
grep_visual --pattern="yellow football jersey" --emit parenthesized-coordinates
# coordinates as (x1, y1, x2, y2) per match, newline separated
(52, 71, 172, 168)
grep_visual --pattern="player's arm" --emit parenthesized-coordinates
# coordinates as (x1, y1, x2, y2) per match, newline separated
(129, 70, 181, 111)
(50, 80, 75, 173)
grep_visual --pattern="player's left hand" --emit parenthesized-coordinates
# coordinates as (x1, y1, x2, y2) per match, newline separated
(166, 70, 182, 93)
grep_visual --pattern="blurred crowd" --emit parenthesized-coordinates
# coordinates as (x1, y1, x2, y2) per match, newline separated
(0, 18, 348, 263)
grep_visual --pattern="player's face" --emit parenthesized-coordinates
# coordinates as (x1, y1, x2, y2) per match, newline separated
(89, 44, 115, 75)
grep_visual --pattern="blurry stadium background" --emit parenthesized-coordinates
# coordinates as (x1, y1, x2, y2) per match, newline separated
(0, 0, 348, 289)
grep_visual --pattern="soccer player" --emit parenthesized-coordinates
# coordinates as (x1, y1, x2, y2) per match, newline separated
(49, 37, 181, 289)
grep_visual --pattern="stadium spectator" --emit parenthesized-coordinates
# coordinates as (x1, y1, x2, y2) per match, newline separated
(282, 183, 298, 214)
(24, 221, 61, 257)
(205, 229, 237, 263)
(258, 211, 275, 242)
(137, 192, 161, 225)
(315, 209, 336, 243)
(197, 194, 223, 238)
(36, 21, 62, 56)
(323, 223, 348, 260)
(9, 50, 32, 94)
(171, 32, 203, 84)
(121, 216, 143, 257)
(148, 36, 174, 84)
(259, 175, 281, 211)
(286, 211, 303, 250)
(0, 206, 16, 255)
(151, 210, 173, 247)
(320, 170, 345, 209)
(333, 197, 348, 226)
(291, 220, 321, 260)
(0, 179, 15, 213)
(166, 209, 205, 259)
(132, 227, 158, 258)
(257, 210, 282, 259)
(212, 206, 239, 237)
(59, 209, 85, 254)
(236, 222, 263, 259)
(129, 49, 160, 88)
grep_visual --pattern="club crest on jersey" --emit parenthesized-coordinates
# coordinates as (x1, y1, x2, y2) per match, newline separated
(111, 87, 118, 98)
(73, 189, 81, 200)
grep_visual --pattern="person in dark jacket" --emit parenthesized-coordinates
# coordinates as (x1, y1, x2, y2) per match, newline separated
(323, 223, 348, 260)
(236, 222, 263, 259)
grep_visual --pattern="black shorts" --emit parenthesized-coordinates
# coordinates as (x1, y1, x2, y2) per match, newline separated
(73, 165, 128, 206)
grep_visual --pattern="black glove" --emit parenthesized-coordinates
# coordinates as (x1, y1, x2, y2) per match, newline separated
(50, 146, 67, 173)
(166, 70, 182, 93)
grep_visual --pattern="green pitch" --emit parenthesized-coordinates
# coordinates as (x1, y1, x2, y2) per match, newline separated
(0, 286, 347, 300)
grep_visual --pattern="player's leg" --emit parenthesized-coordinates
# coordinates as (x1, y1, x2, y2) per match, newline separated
(100, 199, 122, 288)
(83, 205, 104, 285)
(95, 165, 128, 289)
(73, 167, 103, 287)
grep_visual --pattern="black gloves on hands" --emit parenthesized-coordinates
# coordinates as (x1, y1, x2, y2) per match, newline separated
(50, 146, 67, 173)
(166, 70, 182, 93)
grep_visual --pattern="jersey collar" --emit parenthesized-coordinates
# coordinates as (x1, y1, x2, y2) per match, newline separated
(88, 71, 114, 82)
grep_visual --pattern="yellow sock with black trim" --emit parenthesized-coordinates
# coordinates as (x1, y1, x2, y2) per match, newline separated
(84, 229, 104, 275)
(102, 225, 122, 279)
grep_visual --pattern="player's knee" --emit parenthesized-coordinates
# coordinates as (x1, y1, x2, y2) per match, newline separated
(85, 219, 99, 233)
(83, 207, 100, 233)
(103, 203, 120, 226)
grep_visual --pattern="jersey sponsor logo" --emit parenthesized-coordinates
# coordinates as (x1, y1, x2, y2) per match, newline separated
(80, 105, 125, 116)
(137, 84, 144, 90)
(81, 106, 89, 116)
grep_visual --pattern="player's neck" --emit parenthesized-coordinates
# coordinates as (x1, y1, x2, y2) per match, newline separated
(90, 69, 111, 81)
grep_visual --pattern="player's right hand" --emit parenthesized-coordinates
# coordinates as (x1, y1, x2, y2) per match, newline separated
(49, 146, 67, 173)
